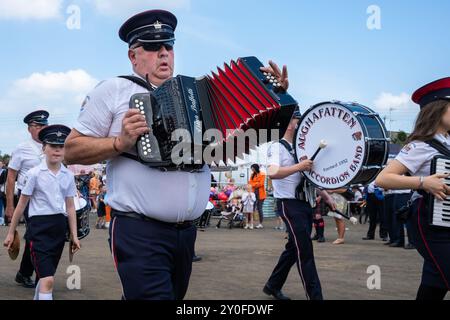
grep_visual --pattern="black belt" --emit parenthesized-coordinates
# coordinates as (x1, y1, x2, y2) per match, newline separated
(111, 209, 193, 230)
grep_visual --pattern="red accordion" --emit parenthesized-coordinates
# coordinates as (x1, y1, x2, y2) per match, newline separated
(130, 56, 298, 169)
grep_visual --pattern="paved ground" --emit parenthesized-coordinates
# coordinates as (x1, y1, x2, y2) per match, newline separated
(0, 214, 441, 300)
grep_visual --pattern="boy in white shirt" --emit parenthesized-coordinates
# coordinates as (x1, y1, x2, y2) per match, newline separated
(4, 125, 81, 300)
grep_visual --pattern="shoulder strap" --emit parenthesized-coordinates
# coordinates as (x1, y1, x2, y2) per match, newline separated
(278, 140, 298, 164)
(425, 139, 450, 158)
(118, 75, 154, 92)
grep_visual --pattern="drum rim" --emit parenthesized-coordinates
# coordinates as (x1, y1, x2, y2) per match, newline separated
(294, 101, 388, 189)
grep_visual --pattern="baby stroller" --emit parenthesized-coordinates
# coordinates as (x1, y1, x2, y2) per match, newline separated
(216, 201, 245, 229)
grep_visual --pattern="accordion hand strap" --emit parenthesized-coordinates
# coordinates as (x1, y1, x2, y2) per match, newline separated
(118, 75, 154, 165)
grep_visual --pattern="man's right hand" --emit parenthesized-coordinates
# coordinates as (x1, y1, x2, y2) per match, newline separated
(3, 232, 14, 251)
(115, 109, 150, 153)
(297, 160, 313, 172)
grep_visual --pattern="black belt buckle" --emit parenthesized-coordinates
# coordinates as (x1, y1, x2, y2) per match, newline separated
(174, 221, 193, 230)
(112, 209, 193, 229)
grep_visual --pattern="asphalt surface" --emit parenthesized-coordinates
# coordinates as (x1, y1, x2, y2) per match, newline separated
(0, 213, 440, 300)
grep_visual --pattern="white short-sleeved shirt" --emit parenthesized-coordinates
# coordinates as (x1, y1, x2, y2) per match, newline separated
(8, 139, 44, 190)
(75, 76, 211, 223)
(21, 161, 77, 218)
(267, 140, 301, 199)
(395, 134, 450, 177)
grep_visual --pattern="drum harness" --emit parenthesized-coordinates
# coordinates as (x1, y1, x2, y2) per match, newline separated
(279, 139, 317, 208)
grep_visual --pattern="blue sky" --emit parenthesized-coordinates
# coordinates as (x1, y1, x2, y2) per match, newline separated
(1, 0, 450, 154)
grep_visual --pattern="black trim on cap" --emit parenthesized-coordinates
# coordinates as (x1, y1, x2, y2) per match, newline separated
(127, 25, 175, 46)
(419, 88, 450, 108)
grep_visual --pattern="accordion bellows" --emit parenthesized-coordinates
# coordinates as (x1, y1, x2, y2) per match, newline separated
(131, 56, 298, 169)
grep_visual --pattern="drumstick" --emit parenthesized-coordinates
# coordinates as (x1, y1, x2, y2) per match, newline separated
(310, 140, 328, 161)
(327, 209, 359, 225)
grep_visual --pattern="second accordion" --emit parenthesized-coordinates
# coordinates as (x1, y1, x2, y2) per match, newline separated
(129, 56, 298, 170)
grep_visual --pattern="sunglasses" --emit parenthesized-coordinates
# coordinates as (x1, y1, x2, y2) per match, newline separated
(137, 41, 174, 52)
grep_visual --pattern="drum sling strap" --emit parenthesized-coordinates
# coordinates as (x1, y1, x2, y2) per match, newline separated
(117, 75, 154, 164)
(279, 140, 317, 207)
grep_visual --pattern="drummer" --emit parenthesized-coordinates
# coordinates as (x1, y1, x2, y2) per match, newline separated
(3, 125, 81, 300)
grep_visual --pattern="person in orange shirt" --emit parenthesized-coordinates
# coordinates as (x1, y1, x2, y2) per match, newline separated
(249, 164, 266, 229)
(89, 172, 100, 211)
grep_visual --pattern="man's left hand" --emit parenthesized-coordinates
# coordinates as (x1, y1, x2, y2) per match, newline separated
(260, 60, 289, 91)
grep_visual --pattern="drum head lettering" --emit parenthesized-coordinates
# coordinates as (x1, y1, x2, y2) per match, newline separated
(295, 102, 366, 189)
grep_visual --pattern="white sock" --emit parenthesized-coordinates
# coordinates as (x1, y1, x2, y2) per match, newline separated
(38, 292, 53, 300)
(34, 280, 41, 301)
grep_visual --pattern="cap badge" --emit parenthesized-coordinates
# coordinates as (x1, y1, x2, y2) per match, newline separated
(154, 20, 162, 29)
(56, 131, 63, 137)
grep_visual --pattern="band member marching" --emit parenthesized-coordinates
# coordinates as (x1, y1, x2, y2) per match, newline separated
(4, 125, 81, 300)
(264, 106, 336, 300)
(376, 77, 450, 300)
(6, 110, 49, 288)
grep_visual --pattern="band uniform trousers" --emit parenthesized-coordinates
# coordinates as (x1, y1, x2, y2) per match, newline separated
(17, 189, 34, 278)
(366, 193, 388, 239)
(109, 214, 196, 300)
(266, 199, 323, 300)
(28, 214, 67, 280)
(411, 198, 450, 291)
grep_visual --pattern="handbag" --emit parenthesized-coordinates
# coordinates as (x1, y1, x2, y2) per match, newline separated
(395, 199, 413, 223)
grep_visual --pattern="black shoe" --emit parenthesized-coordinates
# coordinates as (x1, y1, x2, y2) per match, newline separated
(263, 285, 291, 300)
(404, 244, 416, 250)
(381, 237, 389, 242)
(384, 241, 393, 246)
(317, 237, 326, 243)
(15, 272, 35, 288)
(389, 242, 403, 248)
(192, 255, 202, 263)
(311, 234, 319, 241)
(362, 236, 374, 240)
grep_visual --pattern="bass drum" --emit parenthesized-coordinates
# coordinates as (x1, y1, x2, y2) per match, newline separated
(295, 101, 389, 189)
(65, 195, 90, 242)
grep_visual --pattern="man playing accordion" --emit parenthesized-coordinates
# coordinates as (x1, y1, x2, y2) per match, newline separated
(65, 9, 289, 300)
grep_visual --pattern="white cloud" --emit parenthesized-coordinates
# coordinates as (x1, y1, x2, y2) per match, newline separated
(373, 92, 411, 111)
(89, 0, 191, 17)
(12, 70, 98, 102)
(0, 69, 98, 153)
(0, 0, 63, 20)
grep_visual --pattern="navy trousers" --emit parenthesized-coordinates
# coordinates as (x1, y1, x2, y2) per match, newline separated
(266, 199, 323, 300)
(411, 198, 450, 291)
(109, 215, 196, 300)
(366, 194, 388, 239)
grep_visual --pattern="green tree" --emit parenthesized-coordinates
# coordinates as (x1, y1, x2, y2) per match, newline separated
(393, 131, 408, 146)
